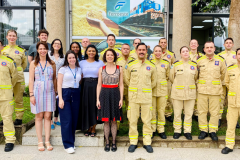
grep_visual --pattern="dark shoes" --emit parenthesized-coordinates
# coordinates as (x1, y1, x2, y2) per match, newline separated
(173, 133, 181, 139)
(14, 119, 22, 125)
(236, 122, 240, 129)
(143, 145, 153, 153)
(165, 116, 173, 122)
(158, 132, 167, 139)
(4, 143, 14, 152)
(104, 144, 110, 152)
(111, 144, 117, 152)
(151, 132, 156, 139)
(218, 119, 221, 128)
(128, 145, 137, 153)
(184, 133, 192, 140)
(221, 147, 233, 154)
(198, 131, 208, 140)
(209, 132, 218, 141)
(0, 121, 3, 125)
(193, 115, 198, 122)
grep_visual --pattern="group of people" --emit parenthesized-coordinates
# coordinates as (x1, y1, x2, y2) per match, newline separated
(0, 29, 239, 155)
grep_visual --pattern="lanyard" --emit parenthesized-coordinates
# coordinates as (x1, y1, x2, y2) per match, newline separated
(39, 60, 47, 74)
(68, 66, 77, 81)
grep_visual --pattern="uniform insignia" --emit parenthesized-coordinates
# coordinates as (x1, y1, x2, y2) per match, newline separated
(190, 66, 195, 70)
(1, 61, 7, 66)
(131, 70, 137, 72)
(167, 55, 171, 59)
(15, 50, 19, 54)
(146, 66, 151, 71)
(215, 61, 219, 66)
(150, 55, 153, 59)
(233, 55, 236, 59)
(117, 52, 120, 56)
(161, 64, 165, 68)
(125, 65, 128, 69)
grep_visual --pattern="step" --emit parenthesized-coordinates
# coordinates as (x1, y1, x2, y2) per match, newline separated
(110, 136, 240, 149)
(22, 124, 104, 147)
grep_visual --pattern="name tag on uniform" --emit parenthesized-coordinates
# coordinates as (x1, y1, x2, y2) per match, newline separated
(131, 70, 137, 72)
(177, 69, 183, 72)
(215, 61, 219, 66)
(230, 74, 235, 77)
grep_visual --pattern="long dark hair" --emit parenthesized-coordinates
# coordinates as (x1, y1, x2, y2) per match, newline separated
(62, 50, 80, 67)
(70, 42, 81, 60)
(84, 45, 99, 61)
(50, 39, 64, 58)
(34, 42, 54, 66)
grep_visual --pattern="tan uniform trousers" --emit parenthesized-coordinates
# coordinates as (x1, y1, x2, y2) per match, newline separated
(197, 93, 220, 133)
(193, 93, 199, 116)
(173, 99, 195, 133)
(128, 102, 152, 145)
(13, 82, 25, 119)
(219, 85, 227, 119)
(0, 100, 16, 143)
(151, 96, 167, 133)
(165, 80, 173, 117)
(225, 106, 240, 149)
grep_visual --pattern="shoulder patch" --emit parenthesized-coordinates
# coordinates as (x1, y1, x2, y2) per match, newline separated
(173, 60, 179, 64)
(197, 55, 206, 62)
(227, 64, 238, 71)
(145, 60, 155, 67)
(218, 55, 225, 60)
(1, 55, 13, 63)
(128, 59, 135, 64)
(117, 57, 123, 62)
(7, 56, 14, 61)
(162, 59, 169, 63)
(191, 60, 197, 64)
(214, 55, 224, 62)
(18, 45, 25, 50)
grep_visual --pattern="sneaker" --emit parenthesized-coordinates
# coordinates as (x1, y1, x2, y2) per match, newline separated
(54, 121, 61, 126)
(65, 147, 75, 154)
(51, 124, 55, 130)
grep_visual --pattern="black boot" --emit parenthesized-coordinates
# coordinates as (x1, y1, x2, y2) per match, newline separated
(236, 122, 240, 129)
(158, 132, 167, 139)
(184, 133, 192, 140)
(218, 119, 221, 128)
(209, 132, 218, 141)
(143, 145, 153, 153)
(151, 132, 155, 139)
(128, 145, 137, 153)
(0, 121, 3, 125)
(165, 116, 173, 122)
(173, 133, 181, 139)
(198, 131, 208, 140)
(14, 119, 22, 125)
(4, 143, 14, 152)
(221, 147, 233, 154)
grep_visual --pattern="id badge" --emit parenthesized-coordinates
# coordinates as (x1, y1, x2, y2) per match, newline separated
(74, 81, 77, 88)
(41, 74, 45, 81)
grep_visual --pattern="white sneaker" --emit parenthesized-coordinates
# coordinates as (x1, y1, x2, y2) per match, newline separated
(74, 146, 76, 150)
(65, 147, 75, 154)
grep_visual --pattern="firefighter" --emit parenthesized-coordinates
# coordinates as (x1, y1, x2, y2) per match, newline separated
(0, 51, 18, 152)
(197, 41, 226, 141)
(170, 46, 198, 140)
(221, 48, 240, 154)
(218, 38, 238, 128)
(150, 45, 169, 139)
(125, 43, 156, 153)
(129, 38, 141, 60)
(99, 34, 122, 61)
(189, 39, 204, 122)
(1, 29, 27, 125)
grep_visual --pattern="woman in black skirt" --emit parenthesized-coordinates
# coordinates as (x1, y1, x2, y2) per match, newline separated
(96, 49, 124, 152)
(78, 45, 105, 136)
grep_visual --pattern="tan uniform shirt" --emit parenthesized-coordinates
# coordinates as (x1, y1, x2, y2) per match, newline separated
(189, 51, 204, 62)
(116, 56, 128, 96)
(125, 59, 157, 103)
(218, 50, 237, 67)
(2, 45, 27, 82)
(99, 48, 122, 61)
(0, 55, 18, 101)
(170, 60, 198, 100)
(225, 64, 240, 108)
(197, 55, 226, 95)
(149, 50, 175, 66)
(150, 59, 169, 97)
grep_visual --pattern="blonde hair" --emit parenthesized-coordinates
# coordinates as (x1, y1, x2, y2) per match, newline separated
(153, 45, 162, 53)
(7, 29, 17, 36)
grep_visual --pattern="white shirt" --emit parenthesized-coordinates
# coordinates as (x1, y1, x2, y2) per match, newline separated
(58, 66, 82, 88)
(48, 52, 65, 78)
(79, 60, 105, 78)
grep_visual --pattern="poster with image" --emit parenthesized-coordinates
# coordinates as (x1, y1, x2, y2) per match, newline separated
(72, 0, 165, 37)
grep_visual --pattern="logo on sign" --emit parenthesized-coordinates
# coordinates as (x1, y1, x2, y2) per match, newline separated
(161, 64, 165, 68)
(115, 2, 125, 11)
(1, 62, 7, 66)
(146, 66, 151, 71)
(15, 50, 19, 54)
(215, 61, 219, 66)
(167, 55, 171, 59)
(190, 66, 195, 70)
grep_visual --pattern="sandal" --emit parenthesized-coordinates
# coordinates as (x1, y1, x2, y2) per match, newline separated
(84, 132, 90, 136)
(45, 141, 53, 151)
(104, 144, 110, 152)
(38, 142, 45, 151)
(90, 132, 96, 137)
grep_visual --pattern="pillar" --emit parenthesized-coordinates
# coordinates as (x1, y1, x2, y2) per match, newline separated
(172, 0, 192, 60)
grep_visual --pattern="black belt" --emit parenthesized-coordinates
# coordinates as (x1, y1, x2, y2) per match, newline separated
(84, 77, 98, 82)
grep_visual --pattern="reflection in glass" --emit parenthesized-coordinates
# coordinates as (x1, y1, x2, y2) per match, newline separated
(192, 0, 230, 13)
(35, 10, 40, 43)
(0, 9, 34, 45)
(214, 17, 229, 53)
(2, 0, 40, 6)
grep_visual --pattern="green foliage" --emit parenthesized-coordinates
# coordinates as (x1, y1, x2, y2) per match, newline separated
(192, 0, 231, 12)
(25, 86, 30, 97)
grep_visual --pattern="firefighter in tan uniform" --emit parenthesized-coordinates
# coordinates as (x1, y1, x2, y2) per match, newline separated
(150, 45, 169, 139)
(125, 43, 156, 153)
(197, 42, 226, 141)
(129, 38, 141, 60)
(0, 53, 18, 152)
(2, 30, 27, 125)
(217, 38, 238, 128)
(170, 46, 198, 140)
(99, 34, 122, 61)
(116, 43, 131, 132)
(221, 48, 240, 154)
(189, 39, 204, 122)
